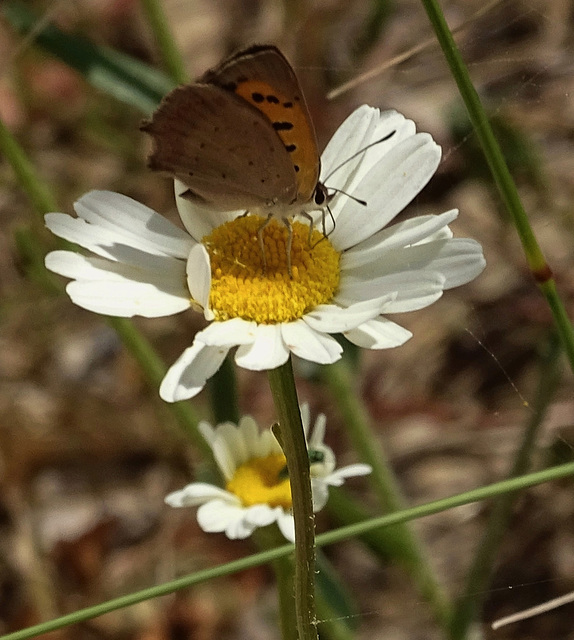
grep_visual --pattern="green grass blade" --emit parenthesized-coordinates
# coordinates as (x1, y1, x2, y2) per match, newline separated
(2, 0, 175, 113)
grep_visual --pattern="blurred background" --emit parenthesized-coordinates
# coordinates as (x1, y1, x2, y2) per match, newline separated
(1, 0, 574, 638)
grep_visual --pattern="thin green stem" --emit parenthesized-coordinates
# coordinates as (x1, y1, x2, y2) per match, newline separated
(254, 527, 297, 640)
(139, 0, 187, 84)
(108, 317, 210, 457)
(5, 461, 574, 640)
(449, 334, 562, 639)
(0, 114, 208, 458)
(315, 595, 355, 640)
(0, 117, 57, 216)
(322, 359, 451, 628)
(268, 359, 318, 640)
(209, 356, 240, 425)
(420, 0, 574, 373)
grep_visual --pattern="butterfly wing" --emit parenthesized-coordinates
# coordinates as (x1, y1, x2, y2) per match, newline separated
(142, 83, 298, 210)
(200, 44, 320, 204)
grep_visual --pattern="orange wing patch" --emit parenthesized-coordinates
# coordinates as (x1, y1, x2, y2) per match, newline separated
(233, 80, 319, 202)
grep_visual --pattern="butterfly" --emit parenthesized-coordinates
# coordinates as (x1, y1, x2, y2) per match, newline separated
(141, 44, 328, 233)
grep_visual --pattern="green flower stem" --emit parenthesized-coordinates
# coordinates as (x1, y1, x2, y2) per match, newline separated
(268, 358, 319, 640)
(314, 595, 355, 640)
(108, 317, 210, 457)
(253, 527, 297, 640)
(5, 461, 574, 640)
(322, 360, 450, 628)
(449, 334, 562, 639)
(139, 0, 187, 84)
(421, 0, 574, 373)
(209, 356, 240, 425)
(0, 117, 57, 216)
(0, 114, 210, 459)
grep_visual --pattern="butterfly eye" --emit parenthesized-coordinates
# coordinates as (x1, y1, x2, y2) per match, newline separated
(313, 184, 328, 206)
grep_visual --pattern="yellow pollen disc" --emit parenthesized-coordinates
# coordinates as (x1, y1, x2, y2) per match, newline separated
(227, 453, 292, 509)
(203, 216, 340, 324)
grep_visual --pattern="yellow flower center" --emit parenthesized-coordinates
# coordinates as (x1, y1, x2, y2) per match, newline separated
(226, 453, 292, 509)
(203, 215, 340, 324)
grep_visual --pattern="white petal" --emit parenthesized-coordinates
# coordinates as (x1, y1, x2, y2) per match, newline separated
(243, 504, 280, 528)
(281, 320, 343, 364)
(45, 212, 195, 269)
(303, 296, 394, 333)
(237, 416, 261, 458)
(330, 133, 441, 250)
(165, 483, 238, 508)
(325, 464, 373, 486)
(341, 211, 458, 271)
(320, 106, 382, 182)
(259, 429, 283, 458)
(276, 511, 296, 542)
(197, 318, 258, 347)
(328, 111, 418, 207)
(74, 190, 193, 257)
(311, 479, 330, 511)
(336, 271, 445, 312)
(198, 420, 217, 446)
(344, 317, 412, 349)
(300, 403, 311, 437)
(160, 340, 229, 402)
(344, 236, 483, 290)
(46, 249, 189, 298)
(65, 279, 191, 317)
(308, 413, 327, 449)
(421, 238, 486, 289)
(213, 422, 250, 472)
(234, 325, 289, 370)
(196, 500, 252, 538)
(175, 179, 242, 241)
(210, 425, 241, 480)
(45, 213, 133, 260)
(187, 243, 212, 313)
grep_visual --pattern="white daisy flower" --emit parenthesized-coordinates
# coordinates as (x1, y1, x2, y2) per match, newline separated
(45, 106, 485, 401)
(164, 404, 372, 541)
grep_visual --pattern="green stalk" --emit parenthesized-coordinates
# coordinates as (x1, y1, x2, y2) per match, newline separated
(138, 0, 187, 84)
(0, 117, 57, 216)
(5, 461, 574, 640)
(253, 527, 297, 640)
(449, 334, 562, 639)
(0, 114, 208, 457)
(208, 356, 240, 425)
(420, 0, 574, 373)
(322, 359, 450, 628)
(268, 358, 319, 640)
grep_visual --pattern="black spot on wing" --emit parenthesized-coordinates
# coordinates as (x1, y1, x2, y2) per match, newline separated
(273, 121, 294, 131)
(266, 95, 279, 104)
(285, 144, 296, 153)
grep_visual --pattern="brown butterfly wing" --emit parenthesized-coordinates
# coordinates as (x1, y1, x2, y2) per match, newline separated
(201, 45, 301, 96)
(142, 83, 298, 210)
(200, 45, 320, 203)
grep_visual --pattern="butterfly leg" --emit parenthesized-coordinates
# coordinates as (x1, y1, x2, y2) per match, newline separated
(299, 210, 316, 246)
(282, 218, 294, 278)
(256, 213, 274, 273)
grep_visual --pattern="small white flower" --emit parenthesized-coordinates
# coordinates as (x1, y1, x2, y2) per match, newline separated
(164, 405, 371, 541)
(45, 106, 485, 401)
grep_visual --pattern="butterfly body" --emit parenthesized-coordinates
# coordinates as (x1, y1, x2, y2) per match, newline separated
(142, 45, 325, 221)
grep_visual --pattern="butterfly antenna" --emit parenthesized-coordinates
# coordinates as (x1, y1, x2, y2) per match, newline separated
(323, 130, 396, 183)
(326, 187, 367, 206)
